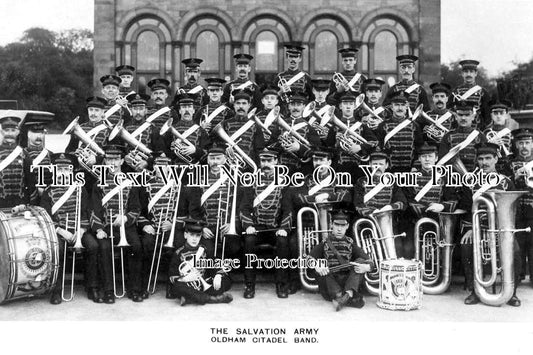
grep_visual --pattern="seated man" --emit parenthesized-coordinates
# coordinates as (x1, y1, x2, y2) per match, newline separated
(309, 211, 374, 311)
(168, 218, 233, 305)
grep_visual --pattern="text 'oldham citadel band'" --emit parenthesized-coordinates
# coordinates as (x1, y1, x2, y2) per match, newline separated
(0, 41, 532, 313)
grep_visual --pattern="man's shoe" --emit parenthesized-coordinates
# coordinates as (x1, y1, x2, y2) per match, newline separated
(50, 292, 62, 305)
(208, 293, 233, 304)
(103, 291, 115, 304)
(131, 291, 143, 303)
(166, 284, 177, 299)
(180, 297, 190, 306)
(243, 283, 255, 299)
(464, 292, 479, 305)
(507, 295, 521, 307)
(332, 293, 351, 312)
(288, 281, 301, 295)
(276, 283, 288, 299)
(88, 288, 103, 303)
(348, 292, 365, 308)
(141, 291, 150, 300)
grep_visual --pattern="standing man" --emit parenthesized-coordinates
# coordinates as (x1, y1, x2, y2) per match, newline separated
(327, 47, 366, 103)
(147, 78, 173, 131)
(421, 82, 455, 144)
(174, 58, 209, 111)
(483, 100, 514, 176)
(23, 121, 51, 204)
(100, 74, 130, 125)
(254, 86, 280, 143)
(383, 55, 430, 113)
(277, 43, 313, 113)
(115, 65, 136, 97)
(222, 53, 262, 109)
(355, 78, 389, 131)
(196, 77, 232, 135)
(452, 60, 491, 131)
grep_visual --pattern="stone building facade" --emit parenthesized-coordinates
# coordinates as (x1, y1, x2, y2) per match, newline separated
(94, 0, 440, 92)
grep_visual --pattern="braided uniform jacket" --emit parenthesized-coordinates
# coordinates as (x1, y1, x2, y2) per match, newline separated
(327, 70, 367, 103)
(255, 109, 274, 142)
(329, 115, 377, 165)
(168, 243, 224, 281)
(146, 104, 173, 131)
(221, 78, 262, 109)
(240, 172, 284, 229)
(510, 156, 533, 219)
(104, 99, 128, 126)
(309, 236, 357, 269)
(90, 175, 140, 231)
(439, 126, 485, 172)
(383, 79, 430, 113)
(353, 175, 407, 216)
(452, 83, 490, 130)
(222, 115, 264, 159)
(276, 69, 313, 98)
(483, 124, 512, 175)
(422, 108, 456, 143)
(275, 117, 319, 169)
(78, 119, 110, 147)
(125, 119, 153, 148)
(24, 145, 51, 203)
(137, 179, 176, 228)
(178, 83, 209, 111)
(40, 186, 90, 230)
(164, 118, 207, 164)
(201, 171, 238, 230)
(381, 117, 422, 170)
(119, 86, 134, 97)
(195, 101, 234, 135)
(0, 144, 26, 207)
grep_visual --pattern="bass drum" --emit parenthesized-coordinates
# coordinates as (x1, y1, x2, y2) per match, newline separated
(377, 259, 423, 311)
(0, 206, 59, 304)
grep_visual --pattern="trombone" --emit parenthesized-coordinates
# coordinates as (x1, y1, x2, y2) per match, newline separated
(109, 188, 131, 299)
(61, 185, 85, 302)
(213, 166, 239, 260)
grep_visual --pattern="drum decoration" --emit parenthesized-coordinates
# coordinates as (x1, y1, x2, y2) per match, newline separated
(377, 259, 423, 311)
(0, 206, 59, 304)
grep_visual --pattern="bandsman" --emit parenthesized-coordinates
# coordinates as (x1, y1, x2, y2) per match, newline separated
(356, 78, 389, 131)
(421, 82, 455, 144)
(196, 77, 233, 135)
(100, 74, 130, 125)
(173, 58, 209, 111)
(222, 53, 262, 109)
(254, 86, 280, 143)
(22, 121, 51, 204)
(327, 47, 366, 103)
(146, 78, 174, 131)
(115, 64, 136, 97)
(483, 100, 513, 176)
(277, 44, 313, 113)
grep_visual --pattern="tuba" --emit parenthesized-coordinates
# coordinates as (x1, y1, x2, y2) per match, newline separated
(414, 210, 464, 294)
(353, 209, 404, 295)
(472, 190, 530, 306)
(296, 201, 333, 292)
(160, 117, 195, 163)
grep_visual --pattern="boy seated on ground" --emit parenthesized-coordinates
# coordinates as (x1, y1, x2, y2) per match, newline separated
(309, 210, 374, 311)
(168, 218, 233, 305)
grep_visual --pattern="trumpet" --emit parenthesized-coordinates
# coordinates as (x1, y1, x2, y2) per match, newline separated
(277, 76, 291, 103)
(297, 201, 333, 292)
(63, 117, 105, 178)
(160, 117, 195, 163)
(414, 211, 464, 294)
(353, 209, 404, 295)
(486, 128, 512, 157)
(472, 190, 530, 306)
(355, 94, 384, 129)
(110, 188, 130, 299)
(213, 123, 257, 171)
(61, 186, 85, 302)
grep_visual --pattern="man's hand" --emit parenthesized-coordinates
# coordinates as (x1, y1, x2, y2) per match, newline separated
(200, 121, 212, 131)
(116, 97, 129, 108)
(380, 205, 393, 212)
(180, 145, 196, 156)
(162, 220, 173, 233)
(461, 230, 473, 245)
(57, 228, 75, 243)
(315, 193, 329, 203)
(245, 226, 257, 235)
(96, 229, 107, 240)
(276, 229, 287, 237)
(427, 203, 445, 213)
(353, 262, 371, 274)
(315, 264, 329, 277)
(285, 140, 300, 153)
(143, 225, 156, 235)
(213, 274, 222, 291)
(220, 223, 230, 236)
(113, 215, 127, 227)
(203, 227, 214, 239)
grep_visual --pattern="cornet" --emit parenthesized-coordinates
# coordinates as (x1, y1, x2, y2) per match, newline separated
(420, 111, 450, 142)
(277, 76, 291, 103)
(486, 128, 512, 157)
(160, 117, 195, 163)
(302, 102, 330, 138)
(333, 72, 353, 92)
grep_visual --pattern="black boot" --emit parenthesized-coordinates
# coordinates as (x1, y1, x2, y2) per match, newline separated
(332, 292, 351, 312)
(50, 291, 62, 305)
(464, 291, 479, 305)
(208, 293, 233, 304)
(129, 291, 143, 302)
(87, 288, 103, 303)
(141, 291, 150, 299)
(507, 294, 521, 307)
(276, 283, 288, 298)
(103, 290, 115, 304)
(288, 280, 301, 294)
(243, 283, 255, 299)
(166, 283, 177, 299)
(348, 292, 365, 308)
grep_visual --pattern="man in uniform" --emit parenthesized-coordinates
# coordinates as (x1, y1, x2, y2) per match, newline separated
(22, 121, 52, 204)
(90, 145, 143, 303)
(173, 58, 209, 111)
(254, 86, 280, 143)
(240, 147, 290, 298)
(276, 44, 313, 113)
(168, 218, 233, 306)
(483, 100, 513, 176)
(421, 82, 455, 144)
(383, 55, 430, 113)
(196, 77, 232, 135)
(115, 64, 136, 97)
(310, 210, 373, 311)
(0, 112, 28, 209)
(452, 60, 491, 130)
(100, 74, 130, 125)
(40, 153, 91, 304)
(355, 78, 389, 131)
(222, 53, 262, 109)
(510, 128, 533, 284)
(327, 47, 366, 103)
(458, 142, 521, 306)
(147, 78, 174, 131)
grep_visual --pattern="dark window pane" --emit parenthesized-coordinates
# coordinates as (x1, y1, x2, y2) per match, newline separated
(197, 31, 219, 71)
(374, 31, 397, 71)
(255, 31, 278, 71)
(137, 31, 159, 71)
(315, 31, 337, 72)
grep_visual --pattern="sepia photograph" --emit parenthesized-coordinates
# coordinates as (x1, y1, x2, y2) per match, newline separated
(0, 0, 532, 353)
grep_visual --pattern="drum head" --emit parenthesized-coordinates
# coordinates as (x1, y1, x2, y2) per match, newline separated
(0, 210, 10, 301)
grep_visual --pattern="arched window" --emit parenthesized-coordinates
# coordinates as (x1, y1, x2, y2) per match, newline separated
(374, 31, 397, 71)
(255, 31, 278, 71)
(314, 31, 338, 73)
(137, 30, 160, 71)
(196, 31, 219, 74)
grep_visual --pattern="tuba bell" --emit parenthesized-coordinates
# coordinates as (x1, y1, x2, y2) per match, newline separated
(472, 190, 530, 306)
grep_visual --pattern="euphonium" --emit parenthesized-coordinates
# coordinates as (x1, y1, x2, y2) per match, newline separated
(213, 123, 257, 171)
(414, 211, 464, 294)
(302, 102, 330, 138)
(354, 94, 383, 129)
(472, 190, 530, 306)
(160, 117, 195, 163)
(109, 119, 153, 156)
(420, 111, 450, 142)
(296, 202, 333, 292)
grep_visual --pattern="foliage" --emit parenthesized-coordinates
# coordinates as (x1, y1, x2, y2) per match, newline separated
(0, 27, 93, 129)
(440, 60, 495, 92)
(496, 58, 533, 110)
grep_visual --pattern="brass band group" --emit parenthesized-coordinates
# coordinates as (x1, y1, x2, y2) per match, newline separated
(1, 42, 532, 313)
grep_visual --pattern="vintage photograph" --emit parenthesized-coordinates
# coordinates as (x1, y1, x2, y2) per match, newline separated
(0, 0, 532, 352)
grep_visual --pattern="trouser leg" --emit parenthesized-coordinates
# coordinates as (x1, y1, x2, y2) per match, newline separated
(82, 232, 99, 289)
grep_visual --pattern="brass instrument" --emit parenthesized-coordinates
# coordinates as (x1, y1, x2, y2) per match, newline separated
(160, 117, 195, 163)
(353, 209, 404, 295)
(213, 123, 257, 171)
(223, 166, 239, 260)
(302, 102, 330, 138)
(277, 76, 291, 103)
(61, 185, 85, 302)
(472, 190, 530, 306)
(420, 111, 450, 142)
(321, 112, 372, 161)
(109, 119, 153, 156)
(297, 202, 333, 292)
(332, 72, 356, 92)
(414, 211, 464, 294)
(109, 188, 131, 299)
(486, 128, 512, 157)
(63, 117, 105, 178)
(176, 247, 212, 291)
(354, 94, 383, 129)
(275, 116, 312, 148)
